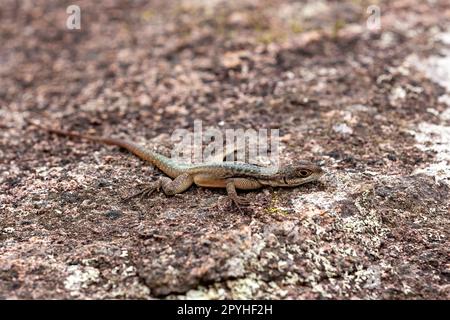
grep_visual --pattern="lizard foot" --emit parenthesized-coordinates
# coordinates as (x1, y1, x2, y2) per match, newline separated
(229, 195, 251, 214)
(122, 181, 161, 202)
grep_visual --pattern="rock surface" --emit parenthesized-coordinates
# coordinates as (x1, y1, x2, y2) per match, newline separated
(1, 0, 449, 299)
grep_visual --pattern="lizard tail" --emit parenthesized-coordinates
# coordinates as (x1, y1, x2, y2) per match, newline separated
(28, 120, 180, 178)
(29, 120, 139, 150)
(32, 123, 132, 149)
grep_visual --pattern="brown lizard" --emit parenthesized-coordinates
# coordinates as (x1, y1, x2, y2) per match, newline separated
(31, 124, 324, 211)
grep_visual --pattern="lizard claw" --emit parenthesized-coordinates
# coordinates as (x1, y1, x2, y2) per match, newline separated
(139, 186, 158, 200)
(122, 182, 161, 202)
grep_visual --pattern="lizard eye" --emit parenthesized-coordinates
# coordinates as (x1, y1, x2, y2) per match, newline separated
(299, 170, 310, 177)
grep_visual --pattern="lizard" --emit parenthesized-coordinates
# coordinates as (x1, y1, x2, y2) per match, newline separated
(31, 123, 324, 212)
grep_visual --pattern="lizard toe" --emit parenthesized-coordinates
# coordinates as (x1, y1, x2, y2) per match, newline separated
(230, 196, 252, 214)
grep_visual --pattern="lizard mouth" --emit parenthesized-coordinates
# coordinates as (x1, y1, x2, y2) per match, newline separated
(265, 173, 322, 187)
(289, 171, 324, 186)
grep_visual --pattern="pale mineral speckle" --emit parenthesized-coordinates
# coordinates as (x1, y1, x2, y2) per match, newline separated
(414, 161, 450, 184)
(412, 51, 450, 91)
(227, 274, 263, 299)
(389, 86, 407, 106)
(64, 265, 101, 294)
(224, 257, 246, 278)
(407, 32, 450, 185)
(332, 123, 353, 135)
(2, 227, 15, 234)
(440, 106, 450, 120)
(411, 114, 450, 184)
(180, 286, 225, 300)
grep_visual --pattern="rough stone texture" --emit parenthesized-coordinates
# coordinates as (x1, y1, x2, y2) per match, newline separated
(1, 0, 449, 299)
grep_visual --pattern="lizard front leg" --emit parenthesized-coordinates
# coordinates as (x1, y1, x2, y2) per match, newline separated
(125, 173, 194, 200)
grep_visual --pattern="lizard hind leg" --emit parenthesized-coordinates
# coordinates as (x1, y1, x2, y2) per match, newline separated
(159, 173, 194, 196)
(123, 173, 194, 201)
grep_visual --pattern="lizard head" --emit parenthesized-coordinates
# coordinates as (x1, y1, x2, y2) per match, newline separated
(259, 161, 324, 187)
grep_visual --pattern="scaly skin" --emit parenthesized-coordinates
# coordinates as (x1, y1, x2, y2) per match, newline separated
(32, 124, 324, 211)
